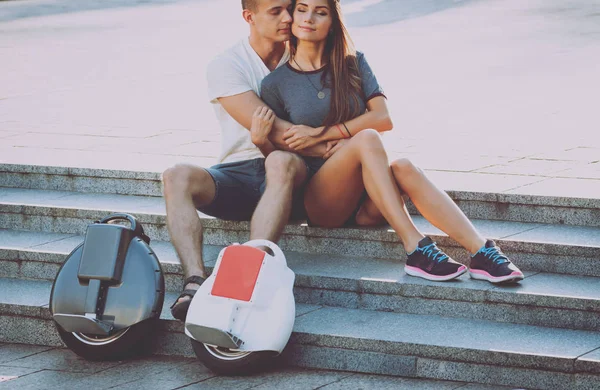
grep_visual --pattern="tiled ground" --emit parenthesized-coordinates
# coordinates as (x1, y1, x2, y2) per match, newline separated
(0, 0, 599, 197)
(0, 343, 515, 389)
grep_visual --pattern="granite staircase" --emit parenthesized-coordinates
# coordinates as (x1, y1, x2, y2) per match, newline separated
(1, 163, 599, 389)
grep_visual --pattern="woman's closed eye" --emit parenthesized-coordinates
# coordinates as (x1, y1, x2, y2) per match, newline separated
(296, 7, 328, 16)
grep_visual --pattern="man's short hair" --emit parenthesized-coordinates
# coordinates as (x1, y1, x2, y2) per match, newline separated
(242, 0, 258, 12)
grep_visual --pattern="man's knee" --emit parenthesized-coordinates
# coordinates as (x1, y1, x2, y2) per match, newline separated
(162, 164, 213, 197)
(264, 151, 305, 184)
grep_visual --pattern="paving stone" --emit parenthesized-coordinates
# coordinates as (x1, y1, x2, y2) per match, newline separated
(558, 162, 600, 179)
(0, 366, 41, 384)
(0, 278, 51, 307)
(458, 385, 518, 390)
(64, 355, 201, 389)
(506, 178, 600, 200)
(532, 148, 600, 163)
(0, 229, 73, 250)
(0, 188, 72, 203)
(108, 361, 214, 390)
(234, 367, 350, 390)
(476, 158, 584, 176)
(1, 348, 120, 373)
(319, 373, 465, 389)
(0, 369, 91, 390)
(423, 171, 543, 193)
(0, 344, 54, 364)
(28, 235, 83, 254)
(506, 224, 600, 248)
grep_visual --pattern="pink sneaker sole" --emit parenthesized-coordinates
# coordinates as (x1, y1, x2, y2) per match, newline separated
(404, 265, 467, 281)
(469, 269, 524, 284)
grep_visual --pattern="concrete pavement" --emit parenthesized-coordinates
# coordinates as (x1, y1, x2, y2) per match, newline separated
(0, 343, 515, 389)
(0, 0, 598, 195)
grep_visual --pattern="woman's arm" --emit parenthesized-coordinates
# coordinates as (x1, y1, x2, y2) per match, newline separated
(283, 96, 393, 150)
(217, 90, 327, 157)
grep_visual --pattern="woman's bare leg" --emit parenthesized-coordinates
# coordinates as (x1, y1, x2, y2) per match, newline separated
(353, 158, 485, 254)
(305, 130, 424, 252)
(352, 158, 485, 252)
(390, 158, 485, 254)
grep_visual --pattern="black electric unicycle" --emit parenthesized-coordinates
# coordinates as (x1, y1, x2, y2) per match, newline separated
(49, 213, 164, 360)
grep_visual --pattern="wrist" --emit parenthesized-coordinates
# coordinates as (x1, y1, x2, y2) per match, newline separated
(321, 126, 336, 141)
(252, 134, 268, 146)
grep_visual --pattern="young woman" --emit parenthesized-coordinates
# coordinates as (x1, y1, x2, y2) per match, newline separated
(254, 0, 523, 284)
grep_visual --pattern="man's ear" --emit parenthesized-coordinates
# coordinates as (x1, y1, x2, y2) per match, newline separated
(242, 9, 254, 24)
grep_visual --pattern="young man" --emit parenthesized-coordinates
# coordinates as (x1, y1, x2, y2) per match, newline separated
(162, 0, 325, 321)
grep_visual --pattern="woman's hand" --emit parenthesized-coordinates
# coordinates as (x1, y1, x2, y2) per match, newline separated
(283, 125, 324, 150)
(251, 106, 275, 146)
(323, 139, 348, 160)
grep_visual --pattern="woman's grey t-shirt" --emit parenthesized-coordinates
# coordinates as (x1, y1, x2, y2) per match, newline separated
(260, 51, 385, 128)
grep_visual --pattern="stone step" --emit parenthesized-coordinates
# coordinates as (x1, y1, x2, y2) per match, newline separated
(1, 278, 598, 390)
(2, 229, 599, 332)
(2, 163, 600, 227)
(2, 188, 600, 277)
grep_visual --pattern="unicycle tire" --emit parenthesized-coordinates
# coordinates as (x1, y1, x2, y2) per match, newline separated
(55, 318, 157, 361)
(191, 339, 278, 375)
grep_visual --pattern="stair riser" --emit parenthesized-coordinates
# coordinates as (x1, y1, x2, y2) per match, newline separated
(1, 255, 597, 332)
(286, 345, 598, 390)
(449, 200, 600, 228)
(0, 172, 162, 197)
(2, 211, 599, 277)
(294, 287, 600, 332)
(1, 313, 597, 390)
(3, 171, 600, 227)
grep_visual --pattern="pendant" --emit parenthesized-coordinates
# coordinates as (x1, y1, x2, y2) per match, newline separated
(317, 91, 325, 99)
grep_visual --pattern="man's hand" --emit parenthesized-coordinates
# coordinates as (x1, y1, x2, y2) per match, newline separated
(251, 106, 275, 146)
(323, 139, 348, 160)
(283, 125, 324, 150)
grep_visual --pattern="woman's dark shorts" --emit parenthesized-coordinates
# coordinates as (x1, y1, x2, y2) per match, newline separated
(198, 158, 310, 221)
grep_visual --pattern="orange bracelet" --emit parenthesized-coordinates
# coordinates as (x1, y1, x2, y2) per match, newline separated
(335, 124, 347, 139)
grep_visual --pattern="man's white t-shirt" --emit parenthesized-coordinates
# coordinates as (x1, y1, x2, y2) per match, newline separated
(207, 38, 290, 164)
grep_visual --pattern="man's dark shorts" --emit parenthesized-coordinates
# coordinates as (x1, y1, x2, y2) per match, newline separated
(198, 157, 321, 221)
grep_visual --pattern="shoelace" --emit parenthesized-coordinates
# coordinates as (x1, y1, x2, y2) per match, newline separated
(479, 246, 509, 264)
(420, 243, 448, 263)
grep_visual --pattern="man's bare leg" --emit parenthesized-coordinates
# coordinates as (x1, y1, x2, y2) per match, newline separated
(162, 164, 215, 306)
(250, 151, 308, 242)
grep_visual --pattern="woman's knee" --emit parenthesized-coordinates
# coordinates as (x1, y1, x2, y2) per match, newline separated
(391, 158, 420, 178)
(351, 129, 385, 153)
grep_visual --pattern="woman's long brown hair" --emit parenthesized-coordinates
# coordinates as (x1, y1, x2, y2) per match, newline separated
(290, 0, 364, 126)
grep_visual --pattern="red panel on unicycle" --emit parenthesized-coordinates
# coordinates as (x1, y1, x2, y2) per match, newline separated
(210, 245, 266, 301)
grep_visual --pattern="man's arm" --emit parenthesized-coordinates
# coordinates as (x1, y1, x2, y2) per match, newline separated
(217, 91, 326, 157)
